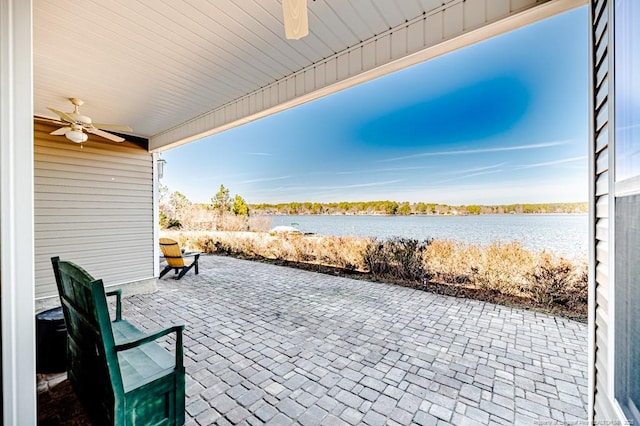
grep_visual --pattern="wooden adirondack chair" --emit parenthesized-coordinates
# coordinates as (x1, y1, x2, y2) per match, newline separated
(51, 256, 186, 426)
(159, 238, 200, 280)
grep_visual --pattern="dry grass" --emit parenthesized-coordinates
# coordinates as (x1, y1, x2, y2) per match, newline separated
(162, 231, 588, 320)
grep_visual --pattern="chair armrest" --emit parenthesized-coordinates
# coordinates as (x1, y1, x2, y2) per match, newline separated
(115, 324, 185, 369)
(106, 289, 122, 321)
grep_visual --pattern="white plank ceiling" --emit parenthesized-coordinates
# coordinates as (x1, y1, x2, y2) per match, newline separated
(33, 0, 585, 151)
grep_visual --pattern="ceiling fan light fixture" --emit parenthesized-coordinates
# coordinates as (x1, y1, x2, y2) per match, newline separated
(283, 0, 308, 40)
(65, 129, 88, 143)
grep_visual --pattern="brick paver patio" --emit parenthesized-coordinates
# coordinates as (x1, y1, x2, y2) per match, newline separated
(113, 255, 588, 425)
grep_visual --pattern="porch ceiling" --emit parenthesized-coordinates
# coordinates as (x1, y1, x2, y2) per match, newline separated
(33, 0, 585, 151)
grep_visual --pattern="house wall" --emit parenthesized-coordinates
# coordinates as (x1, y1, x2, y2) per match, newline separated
(589, 0, 637, 422)
(34, 119, 156, 307)
(589, 0, 617, 421)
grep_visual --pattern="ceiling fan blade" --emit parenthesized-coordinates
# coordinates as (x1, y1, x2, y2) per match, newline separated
(47, 107, 76, 124)
(91, 123, 133, 132)
(282, 0, 308, 40)
(50, 127, 71, 136)
(86, 127, 125, 142)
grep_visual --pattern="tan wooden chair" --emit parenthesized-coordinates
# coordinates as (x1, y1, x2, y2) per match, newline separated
(159, 238, 200, 280)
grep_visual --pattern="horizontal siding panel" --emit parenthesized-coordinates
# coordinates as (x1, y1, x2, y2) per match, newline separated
(592, 1, 610, 422)
(35, 221, 152, 232)
(595, 171, 609, 196)
(36, 183, 150, 197)
(595, 56, 608, 90)
(35, 213, 151, 223)
(595, 241, 609, 267)
(34, 168, 152, 184)
(596, 31, 608, 67)
(40, 238, 150, 251)
(594, 396, 617, 423)
(36, 268, 153, 299)
(594, 373, 610, 415)
(35, 199, 151, 211)
(593, 0, 607, 31)
(35, 176, 150, 192)
(595, 126, 608, 154)
(595, 196, 609, 218)
(596, 144, 609, 175)
(595, 336, 608, 377)
(594, 13, 607, 44)
(35, 157, 151, 178)
(36, 245, 152, 262)
(596, 102, 609, 133)
(596, 262, 609, 284)
(595, 217, 609, 240)
(35, 119, 155, 299)
(35, 247, 152, 274)
(35, 191, 151, 203)
(596, 283, 609, 314)
(595, 82, 607, 111)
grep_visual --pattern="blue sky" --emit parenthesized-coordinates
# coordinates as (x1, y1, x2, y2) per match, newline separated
(162, 6, 588, 206)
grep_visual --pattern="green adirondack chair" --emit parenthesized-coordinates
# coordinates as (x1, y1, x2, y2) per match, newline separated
(51, 256, 186, 425)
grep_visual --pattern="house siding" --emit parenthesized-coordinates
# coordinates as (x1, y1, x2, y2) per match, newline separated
(590, 0, 621, 421)
(34, 120, 155, 300)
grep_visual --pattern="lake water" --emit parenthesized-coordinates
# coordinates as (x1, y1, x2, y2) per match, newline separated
(269, 214, 588, 258)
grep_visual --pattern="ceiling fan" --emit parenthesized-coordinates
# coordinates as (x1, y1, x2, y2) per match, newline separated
(282, 0, 308, 40)
(47, 98, 132, 143)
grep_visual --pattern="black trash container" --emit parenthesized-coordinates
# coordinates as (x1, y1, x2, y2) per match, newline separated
(36, 307, 67, 373)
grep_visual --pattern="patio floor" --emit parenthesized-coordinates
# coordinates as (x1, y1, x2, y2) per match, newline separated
(40, 254, 588, 425)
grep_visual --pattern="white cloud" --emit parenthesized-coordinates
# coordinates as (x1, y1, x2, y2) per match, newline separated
(336, 166, 431, 175)
(378, 140, 570, 163)
(514, 155, 587, 169)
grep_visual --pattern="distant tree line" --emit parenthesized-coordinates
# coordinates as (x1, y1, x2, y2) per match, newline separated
(159, 183, 587, 230)
(249, 201, 588, 216)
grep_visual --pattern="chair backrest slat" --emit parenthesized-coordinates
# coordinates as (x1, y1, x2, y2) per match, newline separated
(160, 238, 186, 268)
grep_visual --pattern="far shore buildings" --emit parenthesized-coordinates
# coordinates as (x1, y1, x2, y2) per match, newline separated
(0, 0, 637, 423)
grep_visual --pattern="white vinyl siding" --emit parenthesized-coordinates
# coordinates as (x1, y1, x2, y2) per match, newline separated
(590, 0, 631, 421)
(34, 120, 154, 299)
(590, 0, 616, 420)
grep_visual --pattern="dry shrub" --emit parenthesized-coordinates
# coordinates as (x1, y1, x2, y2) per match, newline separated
(425, 240, 481, 284)
(162, 230, 370, 271)
(314, 236, 369, 270)
(468, 241, 535, 296)
(161, 230, 588, 317)
(527, 252, 588, 308)
(364, 237, 431, 282)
